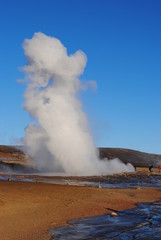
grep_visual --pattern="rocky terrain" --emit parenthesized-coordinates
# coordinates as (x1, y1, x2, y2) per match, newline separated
(0, 145, 35, 173)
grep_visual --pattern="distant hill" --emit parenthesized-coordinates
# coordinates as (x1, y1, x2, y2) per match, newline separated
(0, 145, 35, 173)
(0, 145, 161, 168)
(99, 148, 161, 167)
(0, 145, 24, 155)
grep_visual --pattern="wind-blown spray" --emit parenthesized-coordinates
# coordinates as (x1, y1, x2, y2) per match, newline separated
(22, 32, 134, 175)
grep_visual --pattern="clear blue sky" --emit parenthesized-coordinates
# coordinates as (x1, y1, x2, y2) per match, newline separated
(1, 0, 161, 154)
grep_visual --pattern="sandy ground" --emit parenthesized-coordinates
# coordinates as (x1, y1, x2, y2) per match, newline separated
(0, 180, 161, 240)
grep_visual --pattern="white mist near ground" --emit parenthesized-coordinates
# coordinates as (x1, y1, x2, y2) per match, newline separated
(22, 32, 134, 175)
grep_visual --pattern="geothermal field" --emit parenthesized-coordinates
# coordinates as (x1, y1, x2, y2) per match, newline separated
(1, 33, 161, 240)
(1, 145, 161, 240)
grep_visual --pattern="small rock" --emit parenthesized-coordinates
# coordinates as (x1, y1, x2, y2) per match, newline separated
(110, 211, 118, 217)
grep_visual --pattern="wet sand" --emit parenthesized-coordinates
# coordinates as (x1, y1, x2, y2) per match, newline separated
(0, 180, 161, 240)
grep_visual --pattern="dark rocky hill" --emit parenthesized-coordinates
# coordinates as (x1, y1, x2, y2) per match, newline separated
(99, 148, 161, 167)
(0, 145, 24, 155)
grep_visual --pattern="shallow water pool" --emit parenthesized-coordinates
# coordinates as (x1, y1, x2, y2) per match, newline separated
(49, 201, 161, 239)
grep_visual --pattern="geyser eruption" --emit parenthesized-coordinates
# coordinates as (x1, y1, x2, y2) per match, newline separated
(22, 32, 134, 175)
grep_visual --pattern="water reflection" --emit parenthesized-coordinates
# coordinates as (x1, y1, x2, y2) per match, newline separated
(50, 201, 161, 239)
(0, 173, 161, 189)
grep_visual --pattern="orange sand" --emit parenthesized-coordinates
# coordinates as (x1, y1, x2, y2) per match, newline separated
(0, 180, 161, 240)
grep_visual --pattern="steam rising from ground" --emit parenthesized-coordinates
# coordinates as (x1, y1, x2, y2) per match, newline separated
(22, 32, 134, 175)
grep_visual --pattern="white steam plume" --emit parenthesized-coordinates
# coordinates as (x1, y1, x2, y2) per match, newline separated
(22, 32, 134, 175)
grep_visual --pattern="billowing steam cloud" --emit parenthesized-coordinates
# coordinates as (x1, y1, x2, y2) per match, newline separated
(22, 32, 134, 175)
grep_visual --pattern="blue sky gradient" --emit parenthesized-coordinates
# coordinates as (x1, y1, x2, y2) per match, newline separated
(1, 0, 161, 153)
